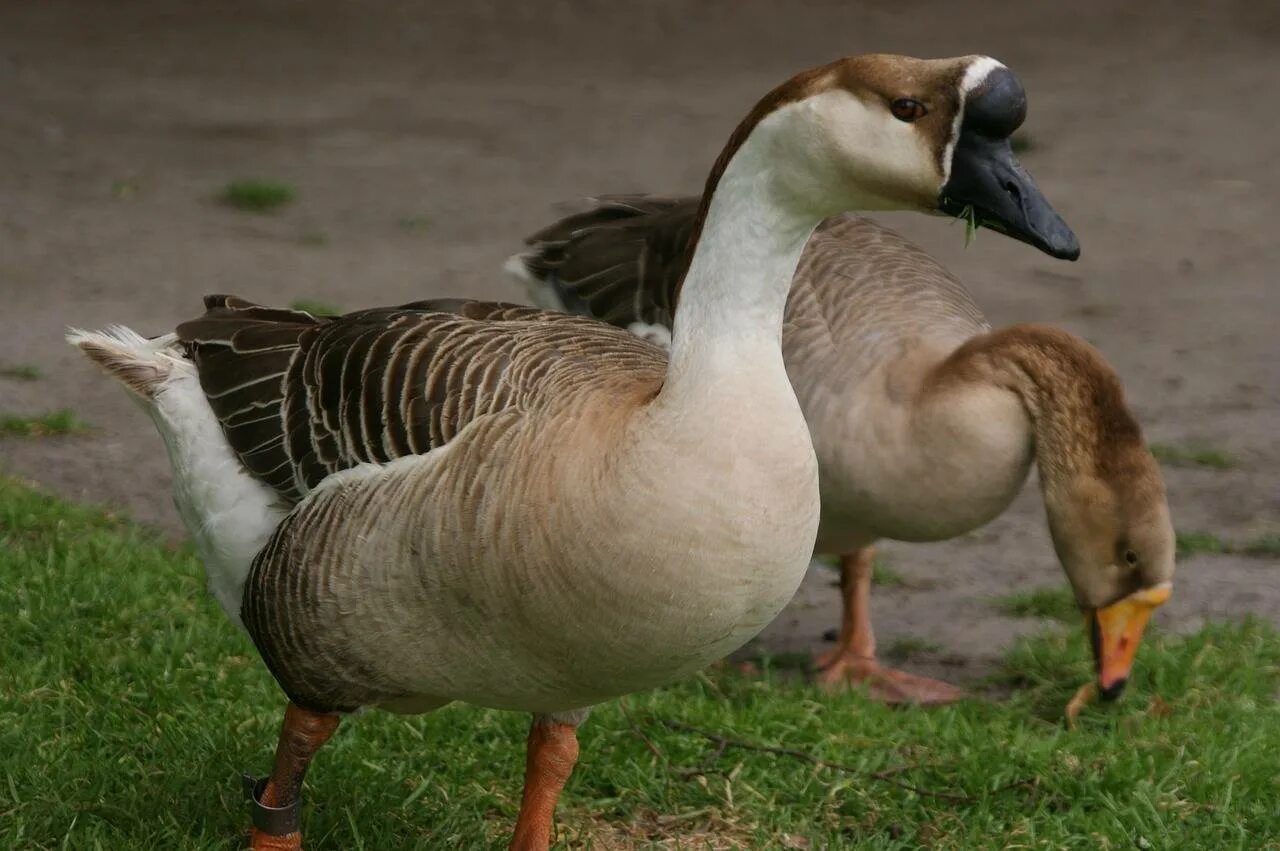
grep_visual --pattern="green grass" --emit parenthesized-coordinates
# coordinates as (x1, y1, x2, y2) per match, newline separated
(884, 638, 942, 660)
(1149, 442, 1237, 470)
(1171, 530, 1280, 561)
(111, 178, 141, 200)
(813, 554, 935, 590)
(873, 559, 939, 590)
(397, 214, 431, 232)
(289, 299, 341, 317)
(957, 202, 978, 247)
(0, 363, 41, 382)
(2, 475, 1278, 848)
(1243, 533, 1280, 559)
(871, 560, 907, 587)
(994, 586, 1079, 623)
(0, 409, 89, 437)
(1176, 530, 1231, 559)
(220, 179, 296, 213)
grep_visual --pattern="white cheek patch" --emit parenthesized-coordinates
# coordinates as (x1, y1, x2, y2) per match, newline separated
(943, 56, 1007, 184)
(786, 89, 939, 206)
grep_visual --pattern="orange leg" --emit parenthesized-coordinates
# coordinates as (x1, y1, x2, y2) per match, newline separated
(246, 703, 341, 851)
(814, 547, 964, 705)
(508, 717, 580, 851)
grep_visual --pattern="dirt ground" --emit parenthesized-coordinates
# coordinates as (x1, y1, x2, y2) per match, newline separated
(2, 0, 1277, 687)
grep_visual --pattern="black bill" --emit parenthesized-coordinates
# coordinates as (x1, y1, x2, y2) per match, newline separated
(938, 64, 1080, 261)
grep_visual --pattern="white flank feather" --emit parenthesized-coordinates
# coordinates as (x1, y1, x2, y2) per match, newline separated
(67, 325, 285, 627)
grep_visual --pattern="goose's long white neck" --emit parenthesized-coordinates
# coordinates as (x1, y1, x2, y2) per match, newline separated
(661, 126, 822, 403)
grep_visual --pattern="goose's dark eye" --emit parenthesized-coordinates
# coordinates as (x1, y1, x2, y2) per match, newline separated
(1123, 549, 1139, 567)
(890, 98, 927, 122)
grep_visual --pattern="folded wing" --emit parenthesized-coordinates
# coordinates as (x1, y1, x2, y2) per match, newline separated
(177, 295, 664, 504)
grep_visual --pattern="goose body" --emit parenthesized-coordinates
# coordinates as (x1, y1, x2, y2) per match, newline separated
(512, 200, 1175, 703)
(77, 299, 815, 713)
(222, 301, 818, 714)
(70, 54, 1086, 849)
(515, 207, 1030, 552)
(782, 215, 1030, 553)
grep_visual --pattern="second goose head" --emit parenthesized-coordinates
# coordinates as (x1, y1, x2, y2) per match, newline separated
(1043, 432, 1175, 702)
(939, 325, 1175, 702)
(701, 54, 1078, 259)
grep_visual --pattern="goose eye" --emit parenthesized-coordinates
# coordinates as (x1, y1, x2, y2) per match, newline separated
(1123, 549, 1139, 567)
(890, 98, 927, 122)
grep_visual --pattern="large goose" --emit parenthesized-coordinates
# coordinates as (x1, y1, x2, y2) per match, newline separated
(509, 198, 1175, 705)
(71, 55, 1080, 850)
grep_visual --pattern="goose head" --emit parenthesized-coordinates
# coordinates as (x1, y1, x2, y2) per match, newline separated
(1044, 445, 1175, 701)
(717, 54, 1078, 259)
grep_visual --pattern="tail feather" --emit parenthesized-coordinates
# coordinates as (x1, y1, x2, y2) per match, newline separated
(66, 326, 184, 399)
(503, 252, 572, 313)
(503, 195, 697, 333)
(505, 196, 682, 315)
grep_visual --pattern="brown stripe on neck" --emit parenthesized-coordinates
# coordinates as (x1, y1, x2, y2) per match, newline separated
(929, 324, 1146, 476)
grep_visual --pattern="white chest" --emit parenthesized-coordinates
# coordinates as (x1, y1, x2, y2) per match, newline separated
(295, 402, 822, 715)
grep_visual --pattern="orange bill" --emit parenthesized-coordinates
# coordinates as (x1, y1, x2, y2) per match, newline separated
(1087, 582, 1172, 700)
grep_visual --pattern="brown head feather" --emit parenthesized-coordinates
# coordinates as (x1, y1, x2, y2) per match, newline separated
(673, 54, 973, 309)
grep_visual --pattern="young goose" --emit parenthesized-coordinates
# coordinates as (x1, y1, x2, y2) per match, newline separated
(70, 54, 1077, 850)
(510, 200, 1174, 705)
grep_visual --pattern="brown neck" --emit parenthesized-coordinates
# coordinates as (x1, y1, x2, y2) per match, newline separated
(927, 324, 1146, 481)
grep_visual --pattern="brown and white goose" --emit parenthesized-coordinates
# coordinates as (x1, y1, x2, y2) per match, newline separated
(509, 201, 1174, 705)
(70, 54, 1079, 850)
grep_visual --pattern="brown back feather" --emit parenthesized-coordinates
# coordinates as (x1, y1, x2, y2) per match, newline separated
(177, 295, 665, 505)
(522, 195, 698, 329)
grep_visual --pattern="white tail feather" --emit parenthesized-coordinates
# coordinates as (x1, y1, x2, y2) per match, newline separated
(66, 326, 184, 399)
(503, 253, 569, 313)
(66, 322, 283, 628)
